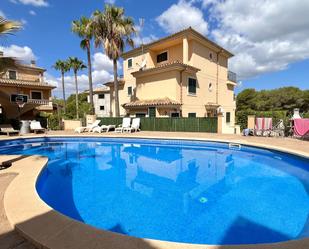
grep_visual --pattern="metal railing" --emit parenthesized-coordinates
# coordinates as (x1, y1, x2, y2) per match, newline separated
(228, 71, 237, 83)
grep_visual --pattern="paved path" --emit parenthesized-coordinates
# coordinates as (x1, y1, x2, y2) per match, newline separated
(0, 173, 36, 249)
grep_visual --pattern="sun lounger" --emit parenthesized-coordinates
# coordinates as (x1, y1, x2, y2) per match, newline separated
(30, 121, 46, 134)
(255, 117, 272, 136)
(0, 124, 19, 136)
(123, 118, 140, 133)
(74, 120, 101, 133)
(92, 124, 116, 133)
(270, 119, 285, 137)
(115, 118, 131, 133)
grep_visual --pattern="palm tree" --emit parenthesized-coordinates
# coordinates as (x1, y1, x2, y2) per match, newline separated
(91, 4, 135, 116)
(52, 60, 69, 113)
(72, 17, 95, 115)
(67, 57, 86, 119)
(0, 16, 22, 75)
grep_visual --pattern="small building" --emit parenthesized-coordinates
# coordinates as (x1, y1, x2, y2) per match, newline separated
(86, 86, 111, 117)
(107, 27, 237, 130)
(0, 53, 56, 120)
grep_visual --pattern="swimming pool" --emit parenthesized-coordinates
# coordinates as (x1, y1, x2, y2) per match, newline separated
(0, 137, 308, 245)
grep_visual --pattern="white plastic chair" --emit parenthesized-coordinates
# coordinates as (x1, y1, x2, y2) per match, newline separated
(124, 118, 140, 133)
(74, 120, 100, 133)
(115, 118, 131, 133)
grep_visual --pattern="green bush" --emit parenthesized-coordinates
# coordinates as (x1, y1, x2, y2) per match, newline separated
(236, 110, 288, 130)
(48, 114, 61, 130)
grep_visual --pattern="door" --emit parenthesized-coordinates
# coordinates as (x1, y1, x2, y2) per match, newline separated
(148, 107, 156, 117)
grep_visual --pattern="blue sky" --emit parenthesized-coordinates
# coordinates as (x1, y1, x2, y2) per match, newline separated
(1, 0, 309, 97)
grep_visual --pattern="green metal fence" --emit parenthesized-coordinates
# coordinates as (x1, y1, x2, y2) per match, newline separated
(98, 117, 218, 133)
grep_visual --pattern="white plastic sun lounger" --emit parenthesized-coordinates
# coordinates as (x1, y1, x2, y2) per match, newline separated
(30, 121, 46, 134)
(74, 120, 100, 133)
(115, 118, 131, 133)
(123, 118, 140, 133)
(92, 124, 116, 133)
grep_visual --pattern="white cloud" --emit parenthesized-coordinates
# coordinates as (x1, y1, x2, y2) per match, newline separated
(105, 0, 115, 4)
(133, 34, 158, 47)
(29, 10, 36, 16)
(10, 0, 49, 7)
(156, 0, 208, 35)
(202, 0, 309, 79)
(0, 45, 36, 62)
(0, 10, 6, 18)
(49, 53, 115, 97)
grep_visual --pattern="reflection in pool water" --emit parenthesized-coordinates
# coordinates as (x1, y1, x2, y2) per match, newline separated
(0, 137, 308, 245)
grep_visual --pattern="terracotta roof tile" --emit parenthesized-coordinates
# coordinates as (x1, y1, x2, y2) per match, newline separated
(123, 97, 181, 108)
(0, 78, 56, 89)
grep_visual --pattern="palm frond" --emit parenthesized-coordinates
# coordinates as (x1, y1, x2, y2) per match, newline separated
(0, 16, 22, 37)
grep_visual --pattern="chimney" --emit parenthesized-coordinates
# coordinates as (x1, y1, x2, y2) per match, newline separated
(30, 60, 36, 66)
(0, 51, 3, 57)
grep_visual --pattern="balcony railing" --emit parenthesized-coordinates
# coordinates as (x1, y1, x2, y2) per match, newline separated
(28, 99, 51, 106)
(228, 71, 237, 83)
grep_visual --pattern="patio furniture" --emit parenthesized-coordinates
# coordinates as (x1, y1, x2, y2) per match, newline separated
(270, 119, 285, 137)
(123, 118, 141, 133)
(115, 118, 131, 133)
(92, 124, 116, 133)
(74, 120, 101, 133)
(293, 118, 309, 140)
(255, 117, 272, 136)
(30, 121, 46, 134)
(0, 124, 19, 136)
(20, 120, 31, 135)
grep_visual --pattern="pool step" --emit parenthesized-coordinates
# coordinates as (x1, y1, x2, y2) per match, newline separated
(229, 142, 242, 150)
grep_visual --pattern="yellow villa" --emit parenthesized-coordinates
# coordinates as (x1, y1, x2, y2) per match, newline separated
(108, 27, 237, 128)
(0, 53, 55, 120)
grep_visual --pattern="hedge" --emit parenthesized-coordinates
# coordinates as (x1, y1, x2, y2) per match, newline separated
(98, 117, 218, 133)
(236, 110, 288, 130)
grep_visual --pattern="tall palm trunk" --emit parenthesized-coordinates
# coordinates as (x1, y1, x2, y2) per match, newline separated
(113, 59, 120, 117)
(74, 72, 79, 119)
(86, 40, 94, 115)
(61, 71, 66, 113)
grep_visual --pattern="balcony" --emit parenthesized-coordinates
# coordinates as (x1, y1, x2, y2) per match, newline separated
(228, 71, 237, 83)
(28, 99, 51, 106)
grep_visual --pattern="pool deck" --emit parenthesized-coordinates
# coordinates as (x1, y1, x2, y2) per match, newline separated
(0, 131, 308, 249)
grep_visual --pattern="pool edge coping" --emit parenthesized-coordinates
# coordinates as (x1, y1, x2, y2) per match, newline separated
(2, 134, 309, 249)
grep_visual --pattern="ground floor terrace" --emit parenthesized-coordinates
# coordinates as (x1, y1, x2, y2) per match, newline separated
(0, 131, 308, 249)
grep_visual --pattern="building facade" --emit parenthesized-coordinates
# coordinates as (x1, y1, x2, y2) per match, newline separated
(108, 27, 237, 127)
(87, 86, 111, 117)
(0, 54, 55, 120)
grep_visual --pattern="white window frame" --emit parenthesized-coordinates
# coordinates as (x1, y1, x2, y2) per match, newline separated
(187, 77, 197, 96)
(98, 93, 105, 99)
(99, 105, 105, 111)
(188, 112, 197, 118)
(30, 90, 43, 100)
(156, 50, 168, 64)
(127, 58, 133, 69)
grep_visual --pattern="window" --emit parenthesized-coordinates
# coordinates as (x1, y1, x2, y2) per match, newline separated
(100, 106, 105, 111)
(209, 52, 213, 60)
(171, 112, 180, 118)
(188, 113, 196, 118)
(226, 112, 231, 123)
(208, 83, 213, 92)
(31, 91, 42, 100)
(127, 86, 132, 96)
(188, 78, 197, 95)
(8, 70, 17, 80)
(136, 113, 146, 117)
(148, 107, 156, 117)
(156, 51, 168, 63)
(98, 94, 105, 99)
(128, 58, 133, 68)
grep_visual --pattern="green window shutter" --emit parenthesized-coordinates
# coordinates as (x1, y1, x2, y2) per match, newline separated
(128, 59, 132, 68)
(148, 107, 156, 117)
(188, 78, 196, 94)
(226, 112, 231, 123)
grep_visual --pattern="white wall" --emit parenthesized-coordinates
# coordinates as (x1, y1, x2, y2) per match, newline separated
(88, 93, 111, 117)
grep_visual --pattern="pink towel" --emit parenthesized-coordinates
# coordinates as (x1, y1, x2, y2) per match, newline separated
(255, 118, 272, 130)
(294, 119, 309, 136)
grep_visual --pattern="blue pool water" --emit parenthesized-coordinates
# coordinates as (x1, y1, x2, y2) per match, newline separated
(0, 137, 308, 245)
